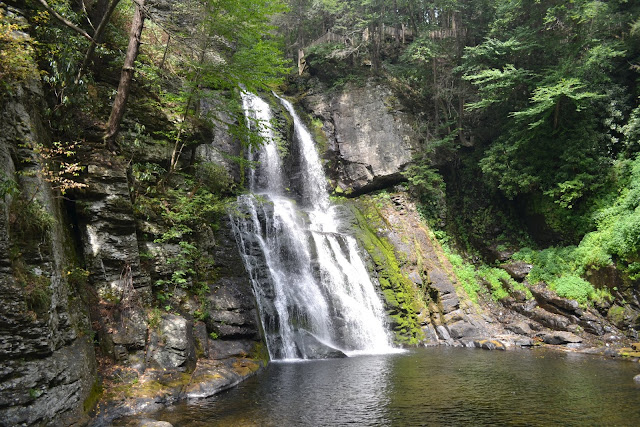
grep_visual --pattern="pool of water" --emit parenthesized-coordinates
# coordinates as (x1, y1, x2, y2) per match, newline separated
(124, 347, 640, 426)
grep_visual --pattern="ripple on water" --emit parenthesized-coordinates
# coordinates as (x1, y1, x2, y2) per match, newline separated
(116, 347, 640, 427)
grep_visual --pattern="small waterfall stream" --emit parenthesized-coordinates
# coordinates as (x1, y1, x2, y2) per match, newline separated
(232, 92, 393, 360)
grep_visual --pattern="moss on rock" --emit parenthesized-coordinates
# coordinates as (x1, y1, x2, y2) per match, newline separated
(347, 198, 425, 346)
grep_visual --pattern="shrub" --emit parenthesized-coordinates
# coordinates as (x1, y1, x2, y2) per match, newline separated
(445, 250, 480, 303)
(549, 275, 594, 305)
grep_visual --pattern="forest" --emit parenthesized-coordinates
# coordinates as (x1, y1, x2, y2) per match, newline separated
(1, 0, 636, 307)
(1, 0, 640, 424)
(279, 0, 640, 307)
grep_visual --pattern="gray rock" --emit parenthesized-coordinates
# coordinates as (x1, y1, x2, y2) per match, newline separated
(634, 374, 640, 384)
(436, 325, 451, 341)
(295, 330, 347, 359)
(506, 321, 533, 336)
(139, 421, 174, 427)
(500, 261, 533, 281)
(447, 320, 482, 339)
(303, 81, 415, 194)
(208, 339, 255, 360)
(0, 17, 96, 424)
(515, 338, 534, 347)
(473, 340, 506, 351)
(422, 324, 440, 345)
(541, 331, 583, 345)
(530, 283, 580, 314)
(147, 314, 196, 370)
(184, 358, 262, 399)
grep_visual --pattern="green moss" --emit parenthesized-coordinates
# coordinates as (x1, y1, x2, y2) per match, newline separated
(83, 379, 103, 413)
(309, 117, 329, 155)
(250, 341, 270, 365)
(607, 305, 626, 326)
(349, 198, 425, 346)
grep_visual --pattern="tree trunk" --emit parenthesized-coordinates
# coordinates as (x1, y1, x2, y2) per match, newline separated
(104, 0, 145, 150)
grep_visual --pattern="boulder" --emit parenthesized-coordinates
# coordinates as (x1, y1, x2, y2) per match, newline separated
(146, 314, 196, 371)
(500, 261, 533, 281)
(506, 321, 533, 336)
(530, 284, 580, 314)
(139, 421, 174, 427)
(473, 340, 506, 351)
(447, 320, 483, 340)
(541, 331, 583, 345)
(294, 330, 347, 359)
(208, 339, 255, 360)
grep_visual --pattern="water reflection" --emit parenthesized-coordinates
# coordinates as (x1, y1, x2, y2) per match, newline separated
(121, 348, 640, 426)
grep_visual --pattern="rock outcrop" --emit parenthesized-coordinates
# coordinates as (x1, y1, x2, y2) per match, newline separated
(344, 192, 498, 347)
(0, 11, 96, 423)
(301, 80, 415, 195)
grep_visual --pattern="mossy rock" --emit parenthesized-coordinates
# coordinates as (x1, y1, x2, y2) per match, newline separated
(347, 198, 425, 345)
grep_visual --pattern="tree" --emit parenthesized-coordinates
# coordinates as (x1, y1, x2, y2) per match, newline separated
(104, 0, 145, 150)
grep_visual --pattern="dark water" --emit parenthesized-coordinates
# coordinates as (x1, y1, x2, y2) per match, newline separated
(135, 348, 640, 426)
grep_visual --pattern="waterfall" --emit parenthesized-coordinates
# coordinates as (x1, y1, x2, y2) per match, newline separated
(232, 92, 393, 360)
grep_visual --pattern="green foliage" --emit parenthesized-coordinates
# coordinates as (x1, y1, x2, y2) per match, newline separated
(10, 197, 55, 240)
(30, 0, 91, 138)
(194, 162, 235, 195)
(513, 246, 596, 305)
(403, 162, 446, 224)
(477, 266, 512, 302)
(550, 275, 594, 305)
(0, 9, 36, 94)
(444, 250, 480, 304)
(65, 267, 89, 289)
(147, 307, 163, 329)
(457, 0, 639, 239)
(0, 172, 19, 198)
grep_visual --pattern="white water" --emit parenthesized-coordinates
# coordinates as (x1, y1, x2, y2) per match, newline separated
(232, 92, 394, 360)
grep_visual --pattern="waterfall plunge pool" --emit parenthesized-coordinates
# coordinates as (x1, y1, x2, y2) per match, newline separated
(120, 347, 640, 426)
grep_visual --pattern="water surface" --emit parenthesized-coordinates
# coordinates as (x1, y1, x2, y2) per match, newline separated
(141, 347, 640, 426)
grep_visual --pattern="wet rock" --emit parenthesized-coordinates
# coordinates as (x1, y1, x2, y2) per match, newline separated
(193, 321, 209, 359)
(206, 216, 261, 341)
(184, 358, 262, 399)
(294, 330, 347, 359)
(436, 325, 451, 341)
(138, 420, 174, 427)
(634, 374, 640, 384)
(541, 331, 583, 345)
(500, 261, 533, 281)
(422, 324, 440, 345)
(515, 338, 534, 347)
(473, 340, 506, 351)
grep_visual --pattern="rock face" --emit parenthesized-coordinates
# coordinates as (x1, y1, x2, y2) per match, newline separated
(294, 330, 348, 359)
(302, 80, 415, 194)
(76, 149, 151, 361)
(346, 193, 496, 346)
(0, 12, 96, 423)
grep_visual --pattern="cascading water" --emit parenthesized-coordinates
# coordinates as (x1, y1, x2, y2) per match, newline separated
(232, 92, 394, 360)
